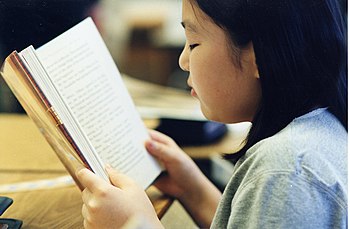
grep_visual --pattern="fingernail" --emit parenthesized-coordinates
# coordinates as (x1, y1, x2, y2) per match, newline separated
(75, 164, 86, 175)
(149, 141, 157, 150)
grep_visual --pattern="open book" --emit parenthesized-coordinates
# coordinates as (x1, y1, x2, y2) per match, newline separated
(0, 17, 162, 190)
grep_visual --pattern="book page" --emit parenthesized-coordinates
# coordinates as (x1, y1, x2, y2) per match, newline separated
(34, 18, 161, 188)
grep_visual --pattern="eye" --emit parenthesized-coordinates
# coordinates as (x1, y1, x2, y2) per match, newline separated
(189, 44, 199, 51)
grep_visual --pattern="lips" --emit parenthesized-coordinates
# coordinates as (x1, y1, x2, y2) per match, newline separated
(187, 77, 197, 97)
(190, 88, 197, 97)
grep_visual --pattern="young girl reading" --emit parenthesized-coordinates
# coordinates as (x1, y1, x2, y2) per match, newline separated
(76, 0, 347, 228)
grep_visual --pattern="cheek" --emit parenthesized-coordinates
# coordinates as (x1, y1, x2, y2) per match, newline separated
(190, 50, 225, 91)
(190, 55, 260, 122)
(191, 62, 221, 100)
(191, 63, 236, 119)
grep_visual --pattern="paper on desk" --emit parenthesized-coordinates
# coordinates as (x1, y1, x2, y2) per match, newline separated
(136, 106, 206, 121)
(0, 176, 74, 193)
(123, 75, 206, 121)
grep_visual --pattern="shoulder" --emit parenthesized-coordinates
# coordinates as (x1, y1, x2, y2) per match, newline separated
(238, 108, 347, 181)
(226, 108, 347, 210)
(213, 110, 347, 228)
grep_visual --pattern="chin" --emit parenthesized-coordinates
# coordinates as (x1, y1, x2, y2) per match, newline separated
(202, 109, 251, 124)
(201, 110, 224, 123)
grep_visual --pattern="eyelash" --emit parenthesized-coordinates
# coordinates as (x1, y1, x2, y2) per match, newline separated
(189, 44, 199, 51)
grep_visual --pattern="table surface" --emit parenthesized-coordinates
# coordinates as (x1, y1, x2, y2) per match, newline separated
(0, 114, 172, 228)
(0, 112, 248, 228)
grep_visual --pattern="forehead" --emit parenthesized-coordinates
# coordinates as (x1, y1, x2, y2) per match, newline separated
(182, 0, 226, 40)
(181, 0, 209, 31)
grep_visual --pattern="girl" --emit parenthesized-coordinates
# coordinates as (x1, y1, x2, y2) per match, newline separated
(76, 0, 347, 228)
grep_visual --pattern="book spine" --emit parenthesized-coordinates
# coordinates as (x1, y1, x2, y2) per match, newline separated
(12, 52, 92, 170)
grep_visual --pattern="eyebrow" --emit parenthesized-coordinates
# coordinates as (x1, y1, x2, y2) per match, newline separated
(181, 21, 198, 33)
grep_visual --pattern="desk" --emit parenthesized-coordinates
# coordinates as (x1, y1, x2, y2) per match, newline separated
(0, 114, 171, 228)
(0, 113, 248, 228)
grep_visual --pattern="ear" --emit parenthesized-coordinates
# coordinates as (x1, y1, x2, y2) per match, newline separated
(247, 42, 260, 79)
(254, 64, 260, 79)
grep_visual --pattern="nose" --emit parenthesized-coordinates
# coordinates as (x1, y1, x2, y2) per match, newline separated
(178, 45, 189, 72)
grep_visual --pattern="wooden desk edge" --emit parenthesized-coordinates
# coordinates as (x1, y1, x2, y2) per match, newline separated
(146, 186, 174, 219)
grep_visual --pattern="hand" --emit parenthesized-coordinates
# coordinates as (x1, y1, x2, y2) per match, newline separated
(145, 130, 221, 228)
(76, 165, 163, 229)
(145, 129, 204, 199)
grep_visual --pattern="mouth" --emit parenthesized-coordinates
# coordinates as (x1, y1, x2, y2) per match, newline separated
(190, 88, 197, 97)
(187, 77, 197, 97)
(188, 86, 197, 97)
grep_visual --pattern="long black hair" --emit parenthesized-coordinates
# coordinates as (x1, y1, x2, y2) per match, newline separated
(191, 0, 347, 162)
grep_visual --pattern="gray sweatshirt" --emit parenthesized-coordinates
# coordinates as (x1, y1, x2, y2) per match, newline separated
(211, 108, 347, 229)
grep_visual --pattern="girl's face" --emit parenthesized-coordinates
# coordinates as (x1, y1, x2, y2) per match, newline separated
(179, 0, 262, 123)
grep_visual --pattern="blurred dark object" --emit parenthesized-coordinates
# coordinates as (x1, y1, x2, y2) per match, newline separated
(339, 0, 347, 19)
(0, 197, 13, 215)
(0, 219, 22, 229)
(0, 0, 98, 61)
(0, 0, 98, 113)
(156, 118, 228, 146)
(0, 196, 22, 229)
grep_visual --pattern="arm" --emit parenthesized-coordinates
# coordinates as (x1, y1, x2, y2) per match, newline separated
(145, 130, 222, 228)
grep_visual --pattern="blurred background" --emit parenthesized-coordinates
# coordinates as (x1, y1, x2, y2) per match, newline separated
(0, 0, 188, 113)
(0, 0, 347, 113)
(0, 0, 347, 204)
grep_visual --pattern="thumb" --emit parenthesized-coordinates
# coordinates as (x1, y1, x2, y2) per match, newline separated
(145, 140, 177, 164)
(105, 165, 135, 189)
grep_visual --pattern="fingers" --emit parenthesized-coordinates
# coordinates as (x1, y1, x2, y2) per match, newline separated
(76, 165, 136, 193)
(105, 165, 136, 189)
(82, 203, 96, 229)
(82, 204, 90, 222)
(81, 187, 92, 205)
(145, 139, 179, 164)
(81, 189, 95, 229)
(146, 129, 186, 164)
(76, 168, 108, 193)
(148, 129, 176, 145)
